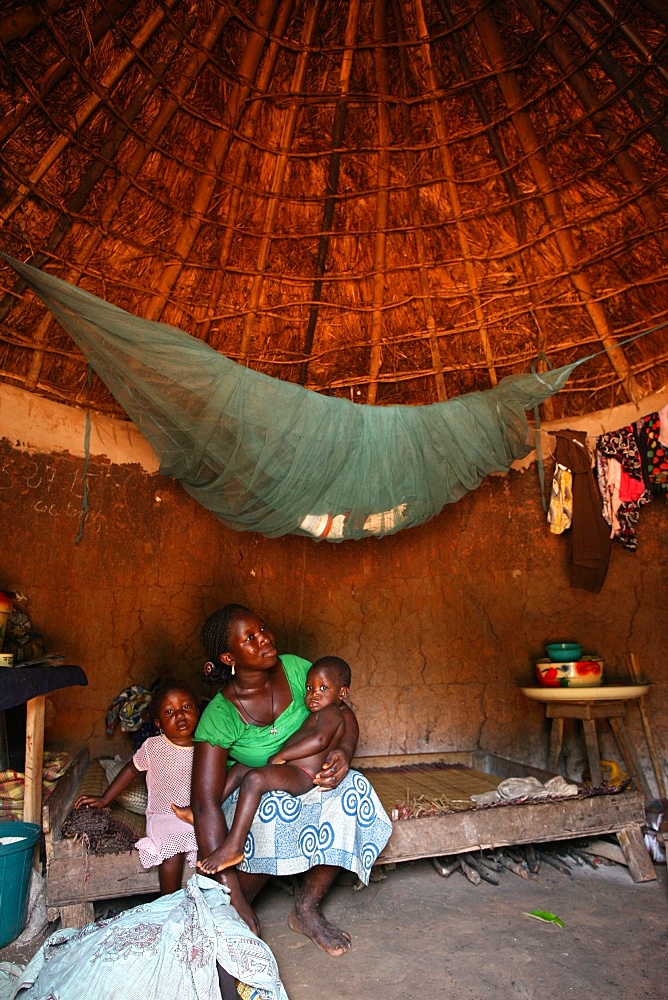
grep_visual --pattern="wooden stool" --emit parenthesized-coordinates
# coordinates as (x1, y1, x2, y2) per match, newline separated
(546, 698, 653, 802)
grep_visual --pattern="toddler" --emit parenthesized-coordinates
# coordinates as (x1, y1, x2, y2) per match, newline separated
(75, 681, 200, 894)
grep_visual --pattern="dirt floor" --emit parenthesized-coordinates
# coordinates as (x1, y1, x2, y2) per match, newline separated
(2, 853, 666, 1000)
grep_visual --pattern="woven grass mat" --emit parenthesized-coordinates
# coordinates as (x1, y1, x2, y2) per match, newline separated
(359, 763, 500, 816)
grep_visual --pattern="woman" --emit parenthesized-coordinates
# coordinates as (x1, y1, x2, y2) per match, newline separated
(191, 604, 392, 957)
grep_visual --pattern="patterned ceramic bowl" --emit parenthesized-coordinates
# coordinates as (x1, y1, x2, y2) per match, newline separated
(536, 658, 604, 688)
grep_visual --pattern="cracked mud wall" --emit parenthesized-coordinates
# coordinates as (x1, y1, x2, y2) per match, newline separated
(1, 437, 666, 794)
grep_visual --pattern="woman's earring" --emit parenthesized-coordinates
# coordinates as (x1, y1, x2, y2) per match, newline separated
(230, 663, 236, 676)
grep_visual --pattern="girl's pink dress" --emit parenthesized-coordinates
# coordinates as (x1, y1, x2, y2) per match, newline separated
(133, 734, 198, 869)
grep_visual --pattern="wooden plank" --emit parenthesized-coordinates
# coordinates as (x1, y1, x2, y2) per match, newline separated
(23, 695, 46, 825)
(609, 718, 654, 803)
(42, 745, 90, 838)
(45, 850, 191, 908)
(628, 652, 667, 798)
(376, 791, 647, 868)
(353, 750, 481, 769)
(580, 838, 627, 866)
(548, 718, 564, 774)
(59, 902, 95, 929)
(581, 719, 603, 787)
(617, 825, 656, 883)
(546, 701, 627, 720)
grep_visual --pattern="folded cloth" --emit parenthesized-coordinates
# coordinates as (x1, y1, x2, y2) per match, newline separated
(470, 775, 579, 806)
(0, 753, 71, 819)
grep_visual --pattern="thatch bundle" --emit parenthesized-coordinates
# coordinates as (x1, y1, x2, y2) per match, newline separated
(0, 0, 666, 418)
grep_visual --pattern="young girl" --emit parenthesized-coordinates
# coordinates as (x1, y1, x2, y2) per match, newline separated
(75, 681, 200, 894)
(194, 655, 350, 874)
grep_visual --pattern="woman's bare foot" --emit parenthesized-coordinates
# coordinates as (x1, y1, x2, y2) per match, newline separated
(196, 844, 245, 874)
(171, 803, 194, 825)
(287, 904, 351, 956)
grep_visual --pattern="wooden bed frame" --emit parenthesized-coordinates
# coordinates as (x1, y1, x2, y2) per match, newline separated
(42, 747, 654, 928)
(355, 751, 654, 884)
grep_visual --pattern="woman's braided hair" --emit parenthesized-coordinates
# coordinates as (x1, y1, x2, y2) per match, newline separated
(201, 604, 251, 685)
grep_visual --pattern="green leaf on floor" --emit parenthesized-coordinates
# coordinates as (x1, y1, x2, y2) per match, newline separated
(523, 910, 565, 928)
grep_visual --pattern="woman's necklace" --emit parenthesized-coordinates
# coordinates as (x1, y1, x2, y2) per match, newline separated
(230, 675, 278, 734)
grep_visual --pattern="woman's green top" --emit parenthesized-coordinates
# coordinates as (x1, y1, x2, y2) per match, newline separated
(194, 654, 311, 767)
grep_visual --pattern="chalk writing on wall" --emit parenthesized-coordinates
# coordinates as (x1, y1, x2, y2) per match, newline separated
(0, 446, 156, 535)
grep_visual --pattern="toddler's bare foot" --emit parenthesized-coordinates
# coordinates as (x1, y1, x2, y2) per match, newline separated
(196, 845, 245, 874)
(171, 803, 194, 825)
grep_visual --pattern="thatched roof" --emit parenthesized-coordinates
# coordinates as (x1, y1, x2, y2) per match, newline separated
(0, 0, 666, 421)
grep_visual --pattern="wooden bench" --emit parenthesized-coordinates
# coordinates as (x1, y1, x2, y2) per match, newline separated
(42, 747, 188, 927)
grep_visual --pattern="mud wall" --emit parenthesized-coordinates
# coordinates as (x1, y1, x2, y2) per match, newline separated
(1, 437, 666, 793)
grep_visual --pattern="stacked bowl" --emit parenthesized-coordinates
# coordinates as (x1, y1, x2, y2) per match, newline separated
(536, 642, 604, 688)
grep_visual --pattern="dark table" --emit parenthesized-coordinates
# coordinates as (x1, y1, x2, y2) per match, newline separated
(0, 664, 87, 823)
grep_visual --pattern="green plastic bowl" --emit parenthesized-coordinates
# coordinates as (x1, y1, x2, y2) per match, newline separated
(546, 642, 583, 662)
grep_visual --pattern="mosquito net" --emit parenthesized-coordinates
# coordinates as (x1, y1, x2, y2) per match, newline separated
(3, 254, 578, 541)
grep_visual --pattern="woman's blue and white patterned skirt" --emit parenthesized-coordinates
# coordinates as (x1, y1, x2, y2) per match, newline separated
(222, 769, 392, 884)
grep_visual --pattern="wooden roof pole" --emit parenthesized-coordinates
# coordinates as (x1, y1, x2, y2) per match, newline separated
(544, 0, 668, 155)
(18, 11, 209, 392)
(469, 0, 641, 404)
(412, 0, 499, 388)
(0, 0, 136, 147)
(239, 0, 327, 359)
(365, 0, 393, 404)
(390, 0, 447, 403)
(518, 0, 668, 260)
(0, 0, 177, 229)
(201, 0, 296, 344)
(591, 0, 668, 86)
(62, 2, 233, 277)
(145, 0, 279, 323)
(296, 0, 361, 385)
(432, 0, 553, 413)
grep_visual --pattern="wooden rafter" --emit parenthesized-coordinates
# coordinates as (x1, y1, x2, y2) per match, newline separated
(201, 0, 297, 345)
(364, 0, 393, 404)
(145, 0, 280, 323)
(297, 0, 361, 386)
(0, 0, 177, 229)
(469, 0, 642, 403)
(391, 0, 448, 404)
(519, 0, 667, 260)
(239, 0, 325, 359)
(413, 0, 499, 388)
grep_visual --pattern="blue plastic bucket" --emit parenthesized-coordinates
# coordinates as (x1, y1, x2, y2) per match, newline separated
(0, 820, 41, 948)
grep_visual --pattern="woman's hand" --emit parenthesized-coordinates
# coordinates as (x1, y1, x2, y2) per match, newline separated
(314, 747, 351, 790)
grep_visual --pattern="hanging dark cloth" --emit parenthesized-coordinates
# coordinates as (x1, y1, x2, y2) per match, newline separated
(553, 429, 612, 593)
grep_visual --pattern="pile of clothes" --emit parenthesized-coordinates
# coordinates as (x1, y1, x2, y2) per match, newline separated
(547, 405, 667, 592)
